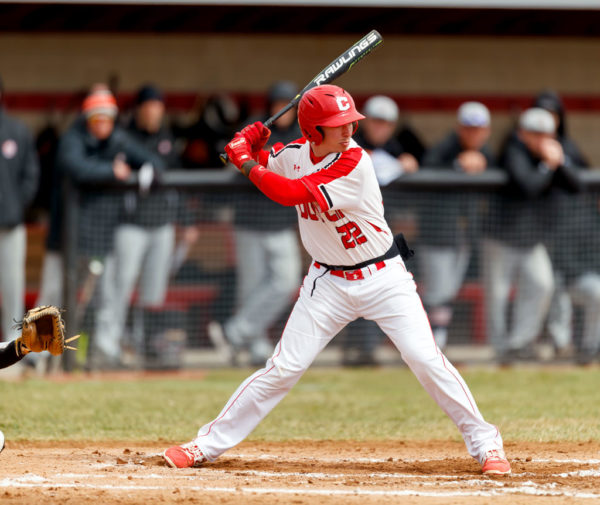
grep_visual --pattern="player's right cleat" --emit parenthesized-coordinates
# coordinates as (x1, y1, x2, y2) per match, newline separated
(163, 441, 206, 468)
(481, 449, 511, 475)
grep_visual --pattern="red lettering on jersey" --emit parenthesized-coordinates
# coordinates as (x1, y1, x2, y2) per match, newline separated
(299, 202, 319, 221)
(324, 209, 345, 222)
(335, 222, 368, 249)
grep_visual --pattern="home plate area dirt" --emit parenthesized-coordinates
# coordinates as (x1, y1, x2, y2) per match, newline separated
(1, 440, 599, 504)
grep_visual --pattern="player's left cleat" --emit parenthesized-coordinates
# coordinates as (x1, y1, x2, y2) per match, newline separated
(481, 449, 511, 475)
(0, 429, 4, 455)
(163, 440, 206, 468)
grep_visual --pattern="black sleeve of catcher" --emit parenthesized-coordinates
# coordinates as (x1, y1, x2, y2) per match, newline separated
(0, 341, 22, 370)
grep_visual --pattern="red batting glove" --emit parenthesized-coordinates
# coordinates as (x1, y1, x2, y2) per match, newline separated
(240, 122, 271, 153)
(224, 136, 258, 176)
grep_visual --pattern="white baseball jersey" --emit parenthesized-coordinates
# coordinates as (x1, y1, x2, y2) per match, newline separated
(267, 137, 393, 266)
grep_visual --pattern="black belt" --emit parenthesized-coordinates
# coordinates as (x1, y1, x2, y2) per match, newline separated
(310, 233, 414, 297)
(315, 241, 400, 272)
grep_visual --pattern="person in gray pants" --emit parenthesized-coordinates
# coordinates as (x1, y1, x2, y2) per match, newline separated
(57, 85, 165, 370)
(0, 76, 39, 344)
(484, 107, 582, 364)
(98, 85, 187, 367)
(208, 81, 302, 367)
(420, 101, 494, 349)
(548, 194, 600, 365)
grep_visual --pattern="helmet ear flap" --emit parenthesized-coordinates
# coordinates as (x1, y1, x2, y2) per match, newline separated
(314, 126, 324, 145)
(300, 125, 323, 145)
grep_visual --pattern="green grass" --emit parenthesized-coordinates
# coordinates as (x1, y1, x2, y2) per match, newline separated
(0, 367, 599, 442)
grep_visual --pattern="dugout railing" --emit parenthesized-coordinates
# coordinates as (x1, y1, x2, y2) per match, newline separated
(60, 169, 600, 370)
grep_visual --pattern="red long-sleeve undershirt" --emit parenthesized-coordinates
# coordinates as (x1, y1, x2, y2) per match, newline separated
(248, 165, 315, 207)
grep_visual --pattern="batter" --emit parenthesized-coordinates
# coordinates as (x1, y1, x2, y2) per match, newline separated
(163, 85, 510, 475)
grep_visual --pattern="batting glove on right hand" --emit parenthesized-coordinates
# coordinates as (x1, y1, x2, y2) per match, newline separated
(240, 121, 271, 154)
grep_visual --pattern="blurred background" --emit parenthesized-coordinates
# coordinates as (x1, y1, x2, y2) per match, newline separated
(1, 0, 600, 373)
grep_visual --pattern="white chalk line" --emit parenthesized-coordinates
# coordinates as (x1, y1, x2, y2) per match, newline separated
(1, 478, 600, 499)
(3, 463, 600, 500)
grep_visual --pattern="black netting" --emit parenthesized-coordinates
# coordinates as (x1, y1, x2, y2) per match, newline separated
(60, 171, 600, 369)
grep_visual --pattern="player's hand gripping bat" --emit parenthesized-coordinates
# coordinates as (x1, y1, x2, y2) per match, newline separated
(220, 29, 383, 164)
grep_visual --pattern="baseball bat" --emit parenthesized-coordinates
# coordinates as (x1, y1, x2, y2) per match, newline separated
(220, 29, 383, 164)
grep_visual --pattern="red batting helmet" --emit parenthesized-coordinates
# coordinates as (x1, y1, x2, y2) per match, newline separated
(298, 85, 365, 145)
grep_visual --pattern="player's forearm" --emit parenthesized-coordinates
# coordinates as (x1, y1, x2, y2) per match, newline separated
(0, 341, 23, 370)
(256, 149, 269, 167)
(248, 164, 315, 207)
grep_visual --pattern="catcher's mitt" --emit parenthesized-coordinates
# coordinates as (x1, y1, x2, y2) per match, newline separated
(14, 305, 79, 357)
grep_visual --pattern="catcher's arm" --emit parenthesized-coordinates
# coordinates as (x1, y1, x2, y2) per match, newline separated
(0, 341, 25, 370)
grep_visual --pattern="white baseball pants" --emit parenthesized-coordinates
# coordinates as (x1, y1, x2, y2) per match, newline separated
(194, 258, 503, 464)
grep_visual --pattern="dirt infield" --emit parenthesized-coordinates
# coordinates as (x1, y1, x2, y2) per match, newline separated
(1, 440, 599, 504)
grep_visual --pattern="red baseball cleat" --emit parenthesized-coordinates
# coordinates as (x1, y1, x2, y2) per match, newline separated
(481, 449, 511, 475)
(163, 441, 206, 468)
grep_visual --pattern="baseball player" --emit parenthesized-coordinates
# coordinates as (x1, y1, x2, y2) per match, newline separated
(163, 85, 510, 475)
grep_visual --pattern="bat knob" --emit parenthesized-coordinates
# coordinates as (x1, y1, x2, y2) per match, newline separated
(219, 153, 229, 165)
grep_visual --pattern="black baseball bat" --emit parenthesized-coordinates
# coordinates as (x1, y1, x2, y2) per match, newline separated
(220, 29, 383, 164)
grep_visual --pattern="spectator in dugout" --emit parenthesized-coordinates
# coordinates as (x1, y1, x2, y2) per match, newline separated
(551, 193, 600, 365)
(175, 93, 242, 169)
(208, 81, 302, 367)
(0, 74, 40, 346)
(418, 101, 494, 350)
(483, 107, 582, 365)
(532, 90, 590, 359)
(56, 84, 165, 370)
(354, 95, 419, 186)
(95, 84, 195, 368)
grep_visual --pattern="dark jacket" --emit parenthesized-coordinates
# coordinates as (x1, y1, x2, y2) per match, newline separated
(0, 108, 39, 227)
(233, 119, 301, 232)
(123, 118, 181, 228)
(56, 116, 165, 256)
(488, 136, 582, 247)
(548, 193, 599, 282)
(534, 90, 589, 168)
(354, 129, 406, 158)
(419, 131, 495, 248)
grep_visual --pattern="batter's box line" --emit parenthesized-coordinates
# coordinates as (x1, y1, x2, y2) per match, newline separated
(2, 475, 600, 499)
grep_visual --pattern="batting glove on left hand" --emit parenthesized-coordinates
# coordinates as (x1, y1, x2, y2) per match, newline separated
(240, 122, 271, 153)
